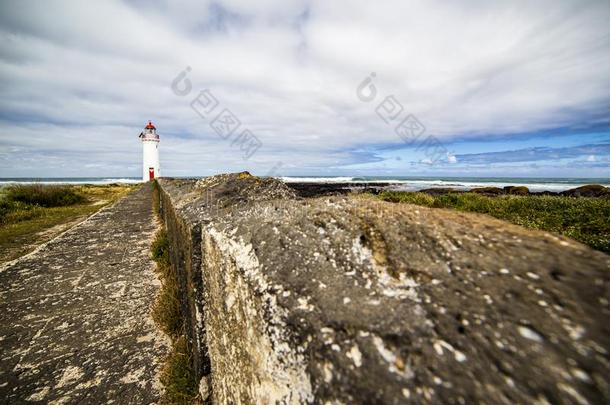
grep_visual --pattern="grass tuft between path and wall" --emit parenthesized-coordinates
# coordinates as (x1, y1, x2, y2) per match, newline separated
(150, 182, 201, 404)
(374, 191, 610, 254)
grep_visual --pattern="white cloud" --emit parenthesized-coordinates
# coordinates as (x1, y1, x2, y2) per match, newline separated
(0, 0, 609, 176)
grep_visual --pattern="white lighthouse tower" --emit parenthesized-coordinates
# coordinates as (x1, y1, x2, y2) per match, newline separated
(139, 121, 160, 181)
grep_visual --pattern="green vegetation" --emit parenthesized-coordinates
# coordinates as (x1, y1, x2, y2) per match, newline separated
(150, 229, 182, 338)
(375, 191, 610, 254)
(0, 184, 134, 263)
(151, 228, 170, 267)
(160, 336, 200, 405)
(150, 184, 200, 404)
(3, 184, 85, 208)
(0, 185, 86, 225)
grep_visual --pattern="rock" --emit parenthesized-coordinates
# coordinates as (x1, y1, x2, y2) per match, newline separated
(157, 174, 610, 405)
(199, 376, 211, 401)
(195, 171, 297, 205)
(561, 184, 610, 197)
(470, 186, 504, 195)
(419, 187, 463, 195)
(531, 190, 559, 196)
(503, 186, 530, 195)
(286, 182, 392, 198)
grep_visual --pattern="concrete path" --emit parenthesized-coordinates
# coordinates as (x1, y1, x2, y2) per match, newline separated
(0, 185, 169, 404)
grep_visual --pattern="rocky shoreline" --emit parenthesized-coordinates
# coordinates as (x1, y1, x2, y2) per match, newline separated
(286, 182, 610, 198)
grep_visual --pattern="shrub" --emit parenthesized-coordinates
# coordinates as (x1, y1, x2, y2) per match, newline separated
(378, 191, 435, 206)
(150, 224, 198, 403)
(151, 228, 183, 340)
(0, 199, 49, 225)
(6, 184, 85, 207)
(0, 199, 13, 224)
(151, 229, 170, 267)
(152, 272, 183, 338)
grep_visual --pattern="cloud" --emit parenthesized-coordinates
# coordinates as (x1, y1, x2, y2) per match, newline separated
(447, 154, 458, 164)
(453, 142, 610, 164)
(1, 0, 610, 176)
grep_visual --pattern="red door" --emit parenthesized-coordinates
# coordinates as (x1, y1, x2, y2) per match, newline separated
(149, 167, 155, 180)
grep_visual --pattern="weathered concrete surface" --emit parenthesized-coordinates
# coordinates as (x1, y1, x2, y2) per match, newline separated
(286, 182, 393, 198)
(0, 184, 169, 404)
(158, 174, 610, 404)
(156, 173, 300, 390)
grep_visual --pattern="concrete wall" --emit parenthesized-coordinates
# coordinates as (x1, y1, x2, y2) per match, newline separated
(157, 173, 609, 404)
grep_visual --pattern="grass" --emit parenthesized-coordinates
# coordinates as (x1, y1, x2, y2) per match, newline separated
(150, 183, 200, 404)
(0, 185, 86, 225)
(374, 191, 610, 254)
(151, 229, 183, 338)
(160, 336, 200, 405)
(3, 184, 85, 208)
(0, 184, 135, 263)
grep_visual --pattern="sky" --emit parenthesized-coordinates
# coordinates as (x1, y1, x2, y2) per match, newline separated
(0, 0, 609, 178)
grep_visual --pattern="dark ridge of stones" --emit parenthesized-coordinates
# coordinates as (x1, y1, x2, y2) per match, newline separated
(560, 184, 610, 197)
(418, 187, 465, 195)
(470, 187, 504, 195)
(289, 182, 609, 198)
(503, 186, 530, 195)
(157, 175, 610, 404)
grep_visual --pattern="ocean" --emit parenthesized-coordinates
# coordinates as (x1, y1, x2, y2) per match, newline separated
(1, 176, 609, 193)
(0, 177, 143, 185)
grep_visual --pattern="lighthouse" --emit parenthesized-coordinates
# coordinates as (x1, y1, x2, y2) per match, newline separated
(139, 121, 160, 181)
